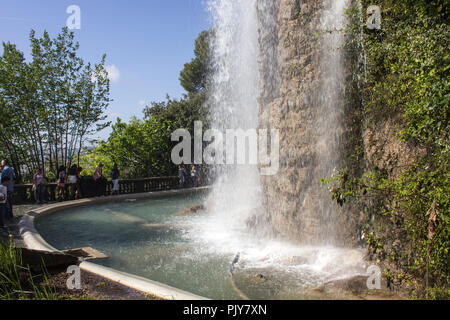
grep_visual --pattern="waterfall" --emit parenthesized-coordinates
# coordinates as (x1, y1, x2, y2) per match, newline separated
(311, 0, 350, 243)
(185, 1, 366, 295)
(204, 0, 264, 238)
(200, 0, 359, 249)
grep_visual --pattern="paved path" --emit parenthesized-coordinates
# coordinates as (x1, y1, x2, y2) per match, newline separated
(1, 203, 45, 247)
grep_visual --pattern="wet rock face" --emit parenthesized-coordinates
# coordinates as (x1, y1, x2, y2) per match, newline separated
(176, 204, 206, 216)
(258, 0, 324, 245)
(309, 275, 406, 300)
(257, 0, 361, 246)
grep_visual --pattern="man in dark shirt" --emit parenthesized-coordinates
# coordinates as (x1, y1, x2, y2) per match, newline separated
(111, 164, 120, 195)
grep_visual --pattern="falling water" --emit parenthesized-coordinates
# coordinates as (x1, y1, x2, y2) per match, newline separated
(204, 0, 263, 235)
(202, 0, 357, 247)
(310, 0, 351, 244)
(188, 0, 366, 297)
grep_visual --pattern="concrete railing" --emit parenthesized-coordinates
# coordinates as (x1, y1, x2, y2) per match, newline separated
(13, 176, 181, 205)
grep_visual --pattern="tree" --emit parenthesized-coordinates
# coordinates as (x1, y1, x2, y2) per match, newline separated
(79, 29, 214, 180)
(0, 27, 111, 181)
(79, 117, 176, 178)
(143, 93, 208, 132)
(179, 30, 211, 95)
(0, 43, 31, 182)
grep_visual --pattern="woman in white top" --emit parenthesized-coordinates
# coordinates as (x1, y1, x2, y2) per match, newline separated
(68, 164, 78, 184)
(191, 166, 198, 188)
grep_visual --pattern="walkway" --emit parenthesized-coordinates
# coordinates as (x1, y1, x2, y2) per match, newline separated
(1, 204, 39, 247)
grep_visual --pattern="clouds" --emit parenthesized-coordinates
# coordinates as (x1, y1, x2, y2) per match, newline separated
(138, 100, 147, 108)
(91, 64, 121, 83)
(105, 65, 120, 83)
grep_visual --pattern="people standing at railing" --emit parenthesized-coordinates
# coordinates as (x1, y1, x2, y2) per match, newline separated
(57, 166, 67, 202)
(93, 163, 106, 196)
(1, 159, 15, 221)
(111, 163, 120, 196)
(13, 176, 194, 204)
(32, 168, 47, 204)
(0, 176, 10, 230)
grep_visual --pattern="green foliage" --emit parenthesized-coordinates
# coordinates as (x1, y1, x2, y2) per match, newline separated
(80, 29, 212, 180)
(325, 0, 449, 299)
(77, 148, 114, 178)
(0, 27, 111, 182)
(79, 116, 176, 179)
(325, 161, 449, 298)
(144, 93, 209, 133)
(179, 30, 211, 95)
(359, 0, 449, 151)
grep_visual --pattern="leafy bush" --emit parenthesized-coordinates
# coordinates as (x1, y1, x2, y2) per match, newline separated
(78, 116, 176, 179)
(323, 0, 449, 299)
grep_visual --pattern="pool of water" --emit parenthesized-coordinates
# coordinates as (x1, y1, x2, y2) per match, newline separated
(36, 193, 367, 300)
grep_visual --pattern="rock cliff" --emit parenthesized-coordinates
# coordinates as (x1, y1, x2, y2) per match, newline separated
(258, 0, 362, 246)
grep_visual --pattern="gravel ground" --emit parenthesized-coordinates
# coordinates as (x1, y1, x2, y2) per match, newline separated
(44, 266, 157, 300)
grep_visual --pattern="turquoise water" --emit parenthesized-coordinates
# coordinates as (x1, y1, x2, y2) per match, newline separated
(36, 193, 245, 299)
(36, 193, 366, 300)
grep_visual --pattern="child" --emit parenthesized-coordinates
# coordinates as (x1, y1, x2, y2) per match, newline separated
(178, 165, 186, 188)
(57, 166, 67, 202)
(0, 176, 10, 229)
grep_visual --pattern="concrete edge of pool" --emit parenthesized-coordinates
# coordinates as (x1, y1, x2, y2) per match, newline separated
(19, 187, 211, 301)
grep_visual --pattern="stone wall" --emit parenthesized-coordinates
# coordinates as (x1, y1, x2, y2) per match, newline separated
(363, 118, 426, 178)
(258, 0, 362, 246)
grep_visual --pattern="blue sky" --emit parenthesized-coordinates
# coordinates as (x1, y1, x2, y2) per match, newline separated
(0, 0, 211, 138)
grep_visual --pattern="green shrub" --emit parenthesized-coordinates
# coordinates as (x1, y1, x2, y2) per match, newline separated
(323, 0, 449, 299)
